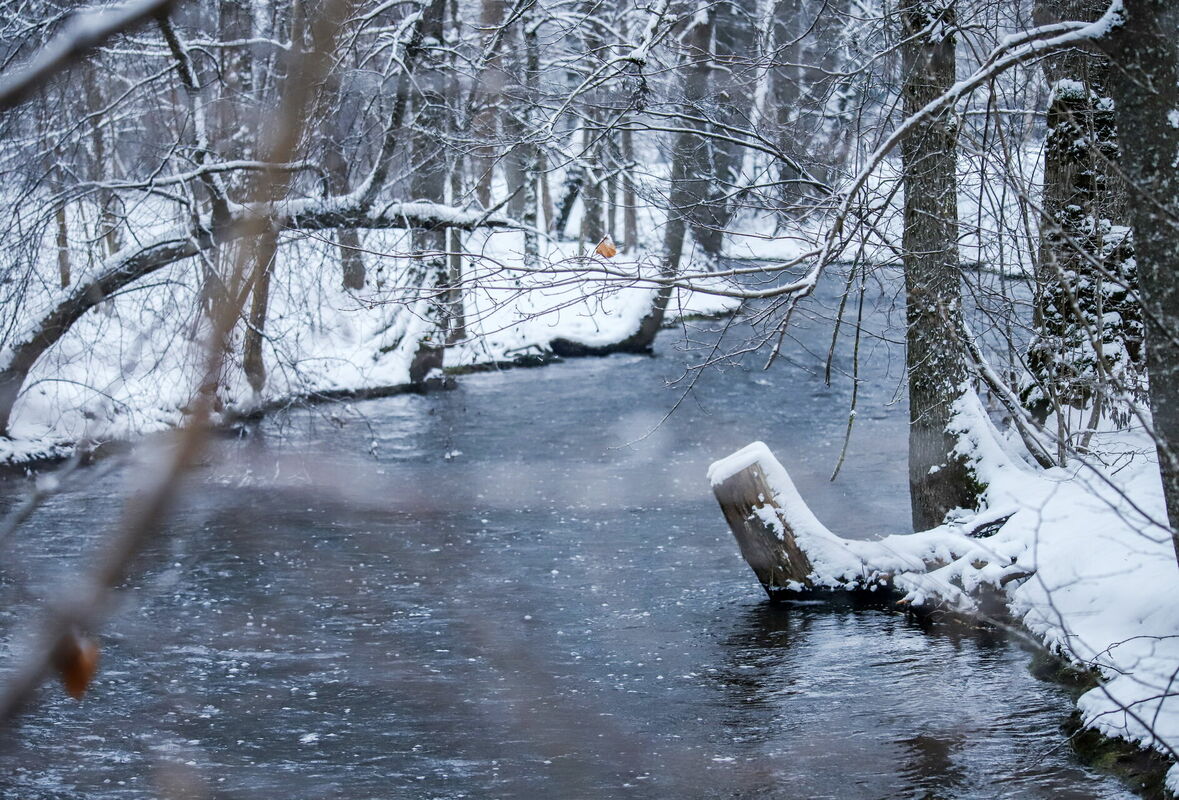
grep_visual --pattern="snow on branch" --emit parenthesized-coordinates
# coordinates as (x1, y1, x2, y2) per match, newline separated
(785, 2, 1127, 304)
(0, 0, 175, 111)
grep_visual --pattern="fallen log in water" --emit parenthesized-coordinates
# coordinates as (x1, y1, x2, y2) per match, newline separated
(708, 442, 1033, 608)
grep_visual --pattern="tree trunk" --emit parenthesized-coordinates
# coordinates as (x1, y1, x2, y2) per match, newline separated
(551, 168, 583, 238)
(621, 126, 638, 250)
(445, 0, 465, 341)
(1027, 0, 1139, 428)
(899, 0, 978, 530)
(55, 201, 70, 290)
(711, 450, 816, 596)
(242, 235, 277, 394)
(552, 7, 717, 356)
(522, 11, 541, 266)
(216, 0, 254, 164)
(408, 0, 452, 380)
(633, 8, 715, 343)
(83, 67, 121, 256)
(688, 0, 757, 265)
(709, 442, 1031, 603)
(580, 124, 604, 246)
(1103, 0, 1179, 560)
(473, 0, 505, 207)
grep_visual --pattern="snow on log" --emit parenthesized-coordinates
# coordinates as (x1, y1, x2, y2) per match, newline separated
(708, 441, 1034, 607)
(708, 441, 864, 598)
(709, 444, 815, 593)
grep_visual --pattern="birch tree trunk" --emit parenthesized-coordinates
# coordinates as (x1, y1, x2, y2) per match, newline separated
(899, 0, 978, 530)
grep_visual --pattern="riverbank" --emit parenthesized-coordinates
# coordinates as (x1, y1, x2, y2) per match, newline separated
(0, 230, 739, 470)
(710, 395, 1179, 797)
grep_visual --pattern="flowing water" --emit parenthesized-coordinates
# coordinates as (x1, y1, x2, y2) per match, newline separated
(0, 276, 1136, 799)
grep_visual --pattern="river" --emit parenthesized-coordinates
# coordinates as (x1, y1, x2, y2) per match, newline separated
(0, 276, 1136, 799)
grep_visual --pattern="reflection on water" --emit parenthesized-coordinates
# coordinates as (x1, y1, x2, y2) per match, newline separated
(0, 276, 1134, 798)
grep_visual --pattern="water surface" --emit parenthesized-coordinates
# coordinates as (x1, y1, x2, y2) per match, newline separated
(0, 278, 1133, 798)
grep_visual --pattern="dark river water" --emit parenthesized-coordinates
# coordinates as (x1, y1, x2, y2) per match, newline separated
(0, 276, 1136, 799)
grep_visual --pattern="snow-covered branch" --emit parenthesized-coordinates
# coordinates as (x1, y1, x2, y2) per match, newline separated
(0, 0, 174, 111)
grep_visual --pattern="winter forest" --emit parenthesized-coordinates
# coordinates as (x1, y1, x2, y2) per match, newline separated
(0, 0, 1178, 796)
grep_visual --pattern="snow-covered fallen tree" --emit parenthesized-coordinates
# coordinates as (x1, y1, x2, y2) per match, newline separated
(710, 392, 1179, 787)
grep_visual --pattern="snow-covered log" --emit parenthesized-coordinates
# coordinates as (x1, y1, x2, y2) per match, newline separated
(708, 443, 817, 592)
(709, 441, 1033, 605)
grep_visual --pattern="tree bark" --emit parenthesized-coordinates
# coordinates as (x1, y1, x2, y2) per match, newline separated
(579, 123, 604, 246)
(55, 201, 70, 290)
(242, 240, 274, 393)
(621, 126, 638, 250)
(472, 0, 505, 207)
(1103, 0, 1179, 559)
(1027, 0, 1139, 428)
(522, 10, 541, 266)
(899, 0, 978, 530)
(408, 0, 452, 381)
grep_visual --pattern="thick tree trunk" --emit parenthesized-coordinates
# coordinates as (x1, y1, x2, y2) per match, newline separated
(1027, 0, 1139, 429)
(899, 0, 978, 530)
(710, 442, 1031, 602)
(712, 452, 816, 596)
(1103, 0, 1179, 559)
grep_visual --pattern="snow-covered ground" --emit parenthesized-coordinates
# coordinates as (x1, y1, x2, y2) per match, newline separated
(0, 226, 737, 466)
(710, 396, 1179, 789)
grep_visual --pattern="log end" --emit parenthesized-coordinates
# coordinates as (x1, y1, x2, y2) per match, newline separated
(711, 456, 815, 597)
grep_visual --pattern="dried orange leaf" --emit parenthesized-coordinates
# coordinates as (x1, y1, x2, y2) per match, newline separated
(594, 236, 617, 259)
(53, 631, 100, 700)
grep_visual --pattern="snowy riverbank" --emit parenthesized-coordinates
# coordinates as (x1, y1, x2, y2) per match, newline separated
(710, 397, 1179, 794)
(0, 229, 738, 468)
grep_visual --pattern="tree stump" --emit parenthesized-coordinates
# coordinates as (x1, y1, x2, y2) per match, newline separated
(711, 454, 815, 598)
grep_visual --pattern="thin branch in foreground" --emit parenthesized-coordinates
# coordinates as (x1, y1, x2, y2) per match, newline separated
(0, 0, 176, 112)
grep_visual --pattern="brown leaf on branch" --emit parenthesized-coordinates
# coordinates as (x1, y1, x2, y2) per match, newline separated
(594, 235, 617, 259)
